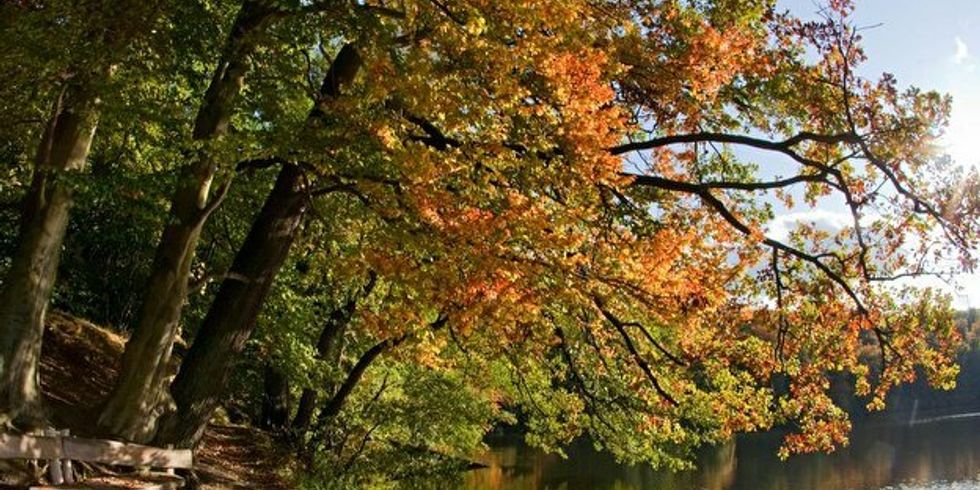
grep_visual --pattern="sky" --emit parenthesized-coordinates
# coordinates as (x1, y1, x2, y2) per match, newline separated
(774, 0, 980, 308)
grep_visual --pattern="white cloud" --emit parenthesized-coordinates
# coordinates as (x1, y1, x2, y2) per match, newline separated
(765, 209, 851, 242)
(957, 272, 980, 309)
(953, 36, 971, 65)
(887, 272, 979, 311)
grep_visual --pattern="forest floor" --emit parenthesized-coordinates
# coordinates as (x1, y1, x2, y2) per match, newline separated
(4, 311, 295, 489)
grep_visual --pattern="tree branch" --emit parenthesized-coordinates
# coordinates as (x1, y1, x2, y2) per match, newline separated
(592, 296, 679, 406)
(610, 131, 859, 157)
(626, 173, 867, 313)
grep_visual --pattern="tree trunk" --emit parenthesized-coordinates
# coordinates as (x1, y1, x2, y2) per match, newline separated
(154, 44, 363, 449)
(291, 275, 374, 432)
(303, 335, 407, 463)
(0, 84, 100, 426)
(0, 0, 164, 427)
(154, 163, 308, 448)
(290, 300, 355, 434)
(98, 1, 278, 442)
(315, 337, 404, 426)
(96, 155, 226, 441)
(291, 389, 318, 434)
(312, 316, 444, 433)
(260, 364, 291, 431)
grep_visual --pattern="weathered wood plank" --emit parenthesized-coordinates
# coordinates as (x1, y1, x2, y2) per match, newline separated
(62, 438, 193, 469)
(45, 429, 65, 485)
(29, 471, 185, 489)
(0, 434, 63, 460)
(60, 429, 76, 484)
(0, 433, 193, 469)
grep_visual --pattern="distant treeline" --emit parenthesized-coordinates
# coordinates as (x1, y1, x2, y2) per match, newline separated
(833, 310, 980, 423)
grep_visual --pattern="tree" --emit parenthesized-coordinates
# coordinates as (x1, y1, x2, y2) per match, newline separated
(3, 0, 976, 472)
(166, 0, 978, 461)
(96, 0, 294, 442)
(0, 0, 160, 426)
(292, 272, 376, 435)
(150, 36, 364, 446)
(271, 0, 976, 465)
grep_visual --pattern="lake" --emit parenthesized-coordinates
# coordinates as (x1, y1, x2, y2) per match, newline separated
(461, 416, 980, 490)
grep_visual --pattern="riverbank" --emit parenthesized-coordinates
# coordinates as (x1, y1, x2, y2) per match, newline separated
(466, 417, 980, 490)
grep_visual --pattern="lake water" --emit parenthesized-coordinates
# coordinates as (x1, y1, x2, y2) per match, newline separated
(461, 416, 980, 490)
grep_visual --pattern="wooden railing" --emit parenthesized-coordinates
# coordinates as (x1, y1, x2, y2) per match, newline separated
(0, 430, 192, 488)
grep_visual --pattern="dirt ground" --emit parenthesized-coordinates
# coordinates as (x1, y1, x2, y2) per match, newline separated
(0, 311, 293, 489)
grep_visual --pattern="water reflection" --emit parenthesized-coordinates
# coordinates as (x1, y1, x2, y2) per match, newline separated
(463, 417, 980, 490)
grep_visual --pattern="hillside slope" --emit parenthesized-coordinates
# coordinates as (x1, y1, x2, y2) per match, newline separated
(4, 311, 293, 489)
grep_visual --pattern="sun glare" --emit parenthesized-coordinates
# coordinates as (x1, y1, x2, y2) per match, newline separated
(945, 96, 980, 169)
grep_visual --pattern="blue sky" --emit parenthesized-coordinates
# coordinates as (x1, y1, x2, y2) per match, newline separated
(772, 0, 980, 308)
(781, 0, 980, 167)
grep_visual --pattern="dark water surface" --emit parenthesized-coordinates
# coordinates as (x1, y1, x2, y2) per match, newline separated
(461, 416, 980, 490)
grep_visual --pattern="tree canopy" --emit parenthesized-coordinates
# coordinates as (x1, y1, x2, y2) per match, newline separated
(1, 0, 978, 484)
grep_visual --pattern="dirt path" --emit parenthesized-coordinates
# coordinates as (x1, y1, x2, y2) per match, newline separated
(25, 311, 294, 489)
(195, 425, 293, 489)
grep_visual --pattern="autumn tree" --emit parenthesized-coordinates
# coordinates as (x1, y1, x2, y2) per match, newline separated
(152, 0, 978, 467)
(217, 0, 978, 465)
(152, 0, 638, 447)
(1, 0, 976, 474)
(99, 0, 406, 445)
(151, 31, 368, 444)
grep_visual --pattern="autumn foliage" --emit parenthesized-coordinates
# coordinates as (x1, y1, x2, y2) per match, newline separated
(316, 0, 980, 466)
(1, 0, 978, 478)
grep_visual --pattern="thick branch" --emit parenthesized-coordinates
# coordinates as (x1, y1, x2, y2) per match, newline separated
(405, 113, 463, 150)
(315, 273, 377, 359)
(316, 315, 448, 424)
(610, 131, 859, 157)
(318, 335, 406, 421)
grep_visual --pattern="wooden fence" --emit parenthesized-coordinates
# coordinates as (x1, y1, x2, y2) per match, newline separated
(0, 430, 192, 488)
